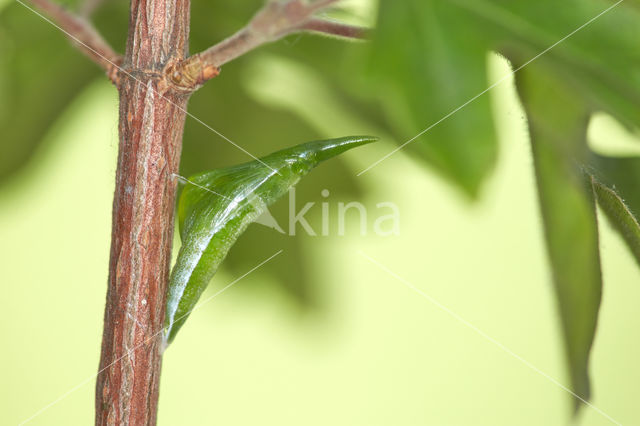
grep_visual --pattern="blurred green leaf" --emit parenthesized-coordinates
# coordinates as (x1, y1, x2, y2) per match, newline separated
(458, 0, 640, 129)
(365, 0, 640, 197)
(368, 0, 496, 197)
(165, 136, 377, 344)
(516, 65, 601, 410)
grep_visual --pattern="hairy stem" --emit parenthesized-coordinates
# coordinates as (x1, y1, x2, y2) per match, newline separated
(94, 0, 190, 424)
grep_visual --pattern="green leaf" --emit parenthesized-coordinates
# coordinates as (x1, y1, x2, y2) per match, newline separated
(368, 0, 497, 197)
(364, 0, 640, 197)
(588, 155, 640, 267)
(164, 136, 377, 344)
(516, 65, 601, 410)
(458, 0, 640, 130)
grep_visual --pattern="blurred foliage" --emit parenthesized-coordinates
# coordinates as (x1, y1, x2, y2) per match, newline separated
(369, 0, 497, 197)
(2, 0, 640, 415)
(365, 0, 640, 409)
(0, 3, 98, 181)
(366, 0, 640, 196)
(515, 65, 601, 409)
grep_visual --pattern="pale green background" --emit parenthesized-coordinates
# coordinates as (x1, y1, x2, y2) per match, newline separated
(1, 54, 639, 426)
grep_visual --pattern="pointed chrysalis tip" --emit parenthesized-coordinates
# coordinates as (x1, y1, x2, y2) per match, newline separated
(310, 135, 379, 163)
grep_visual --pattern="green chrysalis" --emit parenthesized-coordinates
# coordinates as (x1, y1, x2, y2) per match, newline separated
(164, 136, 377, 344)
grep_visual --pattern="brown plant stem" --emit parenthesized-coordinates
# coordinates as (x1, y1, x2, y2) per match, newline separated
(301, 18, 369, 39)
(94, 0, 190, 424)
(168, 0, 368, 91)
(25, 0, 122, 82)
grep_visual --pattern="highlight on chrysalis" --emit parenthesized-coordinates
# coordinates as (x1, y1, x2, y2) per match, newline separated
(163, 136, 378, 345)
